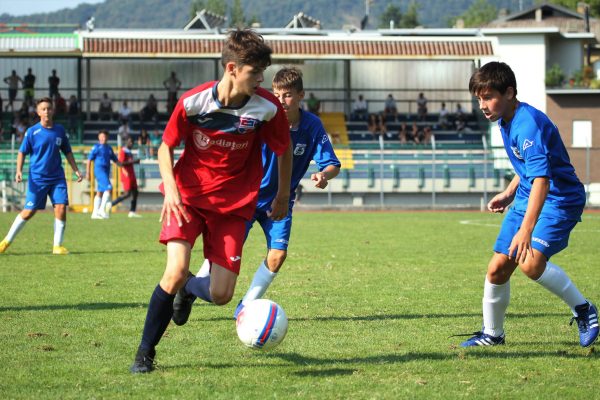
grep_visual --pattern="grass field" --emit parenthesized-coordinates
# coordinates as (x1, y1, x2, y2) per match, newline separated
(0, 210, 599, 399)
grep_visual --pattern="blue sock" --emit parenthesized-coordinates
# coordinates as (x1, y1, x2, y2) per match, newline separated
(185, 276, 213, 303)
(140, 284, 175, 351)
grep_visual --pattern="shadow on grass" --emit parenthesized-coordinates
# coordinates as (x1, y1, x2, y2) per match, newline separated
(0, 302, 147, 312)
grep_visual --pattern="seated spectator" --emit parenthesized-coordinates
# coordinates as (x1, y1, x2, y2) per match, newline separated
(118, 123, 130, 142)
(13, 117, 27, 143)
(149, 129, 161, 158)
(411, 121, 422, 144)
(416, 92, 428, 121)
(53, 93, 67, 117)
(421, 125, 432, 145)
(67, 95, 80, 136)
(98, 92, 113, 120)
(351, 94, 368, 121)
(367, 113, 387, 140)
(398, 121, 409, 144)
(118, 101, 132, 127)
(438, 102, 449, 129)
(383, 94, 398, 122)
(140, 94, 159, 128)
(137, 128, 151, 159)
(306, 92, 321, 115)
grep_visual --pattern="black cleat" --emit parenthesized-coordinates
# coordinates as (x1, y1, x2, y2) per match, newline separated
(172, 272, 196, 326)
(130, 347, 156, 374)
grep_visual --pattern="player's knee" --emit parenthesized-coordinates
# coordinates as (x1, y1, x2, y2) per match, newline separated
(160, 270, 189, 294)
(20, 209, 36, 220)
(487, 261, 512, 284)
(210, 287, 234, 305)
(519, 260, 545, 280)
(267, 250, 287, 272)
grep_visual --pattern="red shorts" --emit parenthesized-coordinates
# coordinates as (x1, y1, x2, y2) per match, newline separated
(159, 204, 246, 274)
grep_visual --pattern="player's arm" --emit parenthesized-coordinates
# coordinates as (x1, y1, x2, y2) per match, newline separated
(311, 164, 341, 189)
(158, 141, 190, 226)
(85, 158, 92, 180)
(65, 152, 83, 182)
(15, 151, 25, 183)
(508, 177, 549, 264)
(487, 174, 519, 213)
(268, 142, 293, 220)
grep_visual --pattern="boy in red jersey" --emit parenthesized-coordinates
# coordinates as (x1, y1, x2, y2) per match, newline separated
(130, 29, 292, 373)
(111, 136, 141, 217)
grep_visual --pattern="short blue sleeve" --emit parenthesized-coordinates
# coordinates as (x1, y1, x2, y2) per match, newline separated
(518, 125, 551, 183)
(88, 144, 98, 161)
(312, 126, 341, 171)
(19, 128, 33, 155)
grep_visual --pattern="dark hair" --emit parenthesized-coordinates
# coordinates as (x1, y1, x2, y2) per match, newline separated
(36, 97, 53, 106)
(221, 29, 272, 69)
(272, 67, 303, 92)
(98, 129, 109, 136)
(469, 61, 517, 97)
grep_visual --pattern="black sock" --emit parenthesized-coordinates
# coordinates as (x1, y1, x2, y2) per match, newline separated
(139, 284, 175, 351)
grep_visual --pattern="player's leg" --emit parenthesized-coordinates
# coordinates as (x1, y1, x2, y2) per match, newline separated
(524, 217, 598, 347)
(49, 181, 69, 255)
(100, 190, 112, 218)
(1, 180, 46, 253)
(128, 188, 141, 218)
(91, 190, 102, 219)
(131, 240, 192, 373)
(111, 190, 131, 207)
(233, 212, 292, 319)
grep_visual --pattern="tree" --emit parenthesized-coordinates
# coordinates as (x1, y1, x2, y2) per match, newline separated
(547, 0, 600, 18)
(454, 0, 497, 28)
(230, 0, 245, 28)
(378, 4, 403, 29)
(400, 1, 420, 28)
(190, 0, 227, 18)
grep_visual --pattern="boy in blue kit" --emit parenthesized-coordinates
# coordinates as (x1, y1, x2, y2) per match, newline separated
(185, 67, 341, 323)
(458, 62, 598, 348)
(85, 130, 121, 219)
(0, 97, 83, 255)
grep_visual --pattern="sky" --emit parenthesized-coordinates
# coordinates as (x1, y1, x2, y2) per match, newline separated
(0, 0, 105, 16)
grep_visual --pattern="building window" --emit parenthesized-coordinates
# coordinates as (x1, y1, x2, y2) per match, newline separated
(572, 120, 592, 148)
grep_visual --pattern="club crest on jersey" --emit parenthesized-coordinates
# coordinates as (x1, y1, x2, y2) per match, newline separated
(237, 117, 259, 134)
(522, 139, 533, 151)
(294, 143, 306, 156)
(511, 146, 523, 160)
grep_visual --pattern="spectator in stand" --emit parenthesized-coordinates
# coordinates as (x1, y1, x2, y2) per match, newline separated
(455, 104, 466, 133)
(53, 93, 67, 117)
(67, 95, 80, 136)
(417, 92, 428, 121)
(367, 113, 387, 140)
(13, 117, 28, 144)
(383, 94, 398, 122)
(118, 101, 132, 128)
(163, 71, 181, 114)
(438, 102, 449, 129)
(98, 93, 113, 120)
(4, 70, 23, 112)
(351, 94, 368, 121)
(398, 121, 410, 144)
(0, 92, 3, 115)
(411, 121, 422, 144)
(137, 128, 151, 159)
(140, 94, 159, 129)
(48, 70, 60, 98)
(23, 68, 36, 103)
(149, 129, 161, 158)
(306, 92, 321, 115)
(421, 125, 432, 145)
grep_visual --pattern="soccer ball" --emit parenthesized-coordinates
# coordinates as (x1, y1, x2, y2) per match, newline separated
(236, 299, 288, 350)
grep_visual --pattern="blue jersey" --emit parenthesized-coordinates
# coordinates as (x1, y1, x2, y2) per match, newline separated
(498, 102, 585, 220)
(88, 143, 117, 173)
(256, 110, 341, 211)
(19, 122, 72, 184)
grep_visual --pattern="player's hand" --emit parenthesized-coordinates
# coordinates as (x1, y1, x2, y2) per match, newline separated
(508, 228, 534, 264)
(487, 192, 514, 213)
(268, 194, 289, 221)
(311, 172, 328, 189)
(15, 171, 22, 183)
(74, 170, 83, 183)
(160, 185, 190, 227)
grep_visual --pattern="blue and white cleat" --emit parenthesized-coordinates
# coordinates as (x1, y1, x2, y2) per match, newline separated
(571, 301, 599, 348)
(233, 300, 244, 320)
(459, 331, 505, 347)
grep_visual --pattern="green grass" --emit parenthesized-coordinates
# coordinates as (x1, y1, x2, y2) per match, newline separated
(0, 210, 599, 399)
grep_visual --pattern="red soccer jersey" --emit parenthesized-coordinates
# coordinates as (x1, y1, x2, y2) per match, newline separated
(118, 147, 137, 191)
(162, 81, 290, 220)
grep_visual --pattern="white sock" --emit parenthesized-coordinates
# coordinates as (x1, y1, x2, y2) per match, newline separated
(53, 219, 65, 247)
(536, 261, 587, 315)
(5, 214, 27, 243)
(241, 261, 277, 305)
(482, 278, 510, 337)
(100, 191, 111, 213)
(93, 195, 101, 215)
(196, 258, 211, 278)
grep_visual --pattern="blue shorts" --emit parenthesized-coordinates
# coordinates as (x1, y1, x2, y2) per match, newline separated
(494, 208, 580, 260)
(95, 168, 112, 192)
(24, 179, 69, 210)
(246, 208, 293, 251)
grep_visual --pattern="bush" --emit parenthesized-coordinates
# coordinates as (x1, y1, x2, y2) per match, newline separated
(545, 64, 565, 87)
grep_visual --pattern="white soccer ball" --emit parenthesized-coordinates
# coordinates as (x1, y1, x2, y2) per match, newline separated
(236, 299, 288, 350)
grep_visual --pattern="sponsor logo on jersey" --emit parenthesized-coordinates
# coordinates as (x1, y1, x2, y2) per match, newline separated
(322, 134, 329, 144)
(274, 238, 289, 244)
(230, 256, 241, 262)
(532, 236, 550, 248)
(511, 146, 523, 160)
(26, 201, 34, 207)
(237, 117, 259, 134)
(294, 143, 306, 156)
(522, 139, 533, 151)
(192, 131, 249, 151)
(33, 128, 41, 136)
